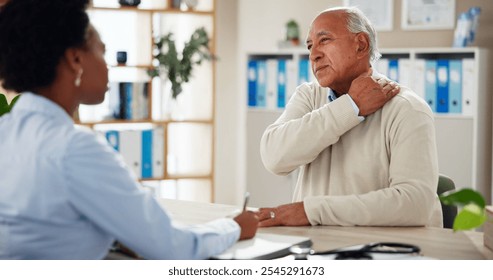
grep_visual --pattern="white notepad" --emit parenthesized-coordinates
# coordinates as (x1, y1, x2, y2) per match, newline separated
(212, 233, 312, 260)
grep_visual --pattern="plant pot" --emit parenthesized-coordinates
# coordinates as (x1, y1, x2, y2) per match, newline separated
(159, 75, 184, 120)
(119, 0, 141, 7)
(171, 0, 182, 9)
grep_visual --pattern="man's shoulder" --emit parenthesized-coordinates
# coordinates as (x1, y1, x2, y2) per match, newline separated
(386, 86, 433, 117)
(294, 81, 328, 104)
(297, 81, 324, 93)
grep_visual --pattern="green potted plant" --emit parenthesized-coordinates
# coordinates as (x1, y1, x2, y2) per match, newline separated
(440, 189, 487, 231)
(0, 93, 19, 117)
(439, 188, 493, 250)
(147, 27, 215, 99)
(285, 19, 300, 45)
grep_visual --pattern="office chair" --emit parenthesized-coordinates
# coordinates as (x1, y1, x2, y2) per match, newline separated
(437, 174, 458, 229)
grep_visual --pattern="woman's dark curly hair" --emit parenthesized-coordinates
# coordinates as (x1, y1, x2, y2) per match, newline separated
(0, 0, 90, 92)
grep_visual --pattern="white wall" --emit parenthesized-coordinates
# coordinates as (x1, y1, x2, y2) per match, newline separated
(214, 0, 242, 204)
(237, 0, 341, 53)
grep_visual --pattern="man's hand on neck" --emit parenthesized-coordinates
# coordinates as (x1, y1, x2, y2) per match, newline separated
(347, 69, 400, 116)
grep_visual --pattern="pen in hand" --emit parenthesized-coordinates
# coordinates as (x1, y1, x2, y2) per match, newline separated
(243, 192, 250, 212)
(234, 192, 258, 240)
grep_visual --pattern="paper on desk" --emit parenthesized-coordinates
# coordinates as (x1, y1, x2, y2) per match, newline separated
(212, 233, 312, 260)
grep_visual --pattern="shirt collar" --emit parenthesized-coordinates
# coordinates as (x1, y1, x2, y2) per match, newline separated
(13, 92, 74, 126)
(328, 68, 383, 102)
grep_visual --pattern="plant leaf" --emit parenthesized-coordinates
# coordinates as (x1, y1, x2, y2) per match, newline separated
(0, 93, 9, 116)
(0, 94, 20, 116)
(150, 27, 215, 99)
(453, 203, 487, 231)
(0, 93, 8, 107)
(8, 95, 20, 111)
(439, 188, 485, 208)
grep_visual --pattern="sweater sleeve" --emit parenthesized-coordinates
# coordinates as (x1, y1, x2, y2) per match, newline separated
(260, 85, 361, 175)
(304, 102, 439, 226)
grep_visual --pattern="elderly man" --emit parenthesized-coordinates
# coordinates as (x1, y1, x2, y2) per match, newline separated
(258, 7, 442, 227)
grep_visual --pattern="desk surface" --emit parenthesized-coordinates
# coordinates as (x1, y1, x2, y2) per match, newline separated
(159, 198, 493, 260)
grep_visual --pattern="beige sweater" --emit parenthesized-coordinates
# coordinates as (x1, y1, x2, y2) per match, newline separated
(260, 80, 442, 227)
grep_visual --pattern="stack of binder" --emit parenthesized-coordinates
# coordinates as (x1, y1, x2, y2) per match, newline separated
(108, 82, 149, 120)
(247, 57, 314, 110)
(375, 57, 475, 116)
(101, 127, 165, 179)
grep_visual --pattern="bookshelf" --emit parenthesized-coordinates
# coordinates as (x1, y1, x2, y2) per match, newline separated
(245, 47, 492, 206)
(77, 0, 216, 202)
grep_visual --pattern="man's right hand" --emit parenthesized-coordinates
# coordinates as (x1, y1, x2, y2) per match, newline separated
(348, 70, 400, 116)
(233, 211, 259, 240)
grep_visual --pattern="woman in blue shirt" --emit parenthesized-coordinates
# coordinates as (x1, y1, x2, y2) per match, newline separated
(0, 0, 258, 259)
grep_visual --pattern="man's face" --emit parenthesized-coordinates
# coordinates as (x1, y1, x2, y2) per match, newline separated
(306, 11, 362, 92)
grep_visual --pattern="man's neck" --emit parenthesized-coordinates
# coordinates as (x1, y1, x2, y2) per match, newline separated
(331, 67, 373, 96)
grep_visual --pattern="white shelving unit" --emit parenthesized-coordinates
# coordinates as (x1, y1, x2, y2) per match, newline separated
(78, 0, 217, 203)
(246, 47, 492, 206)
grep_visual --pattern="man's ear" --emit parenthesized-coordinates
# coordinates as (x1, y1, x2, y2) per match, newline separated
(355, 33, 370, 59)
(63, 48, 83, 73)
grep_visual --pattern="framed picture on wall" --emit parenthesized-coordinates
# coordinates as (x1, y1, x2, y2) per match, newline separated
(401, 0, 456, 30)
(343, 0, 393, 31)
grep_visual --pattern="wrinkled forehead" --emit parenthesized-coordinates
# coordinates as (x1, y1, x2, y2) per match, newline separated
(307, 11, 349, 40)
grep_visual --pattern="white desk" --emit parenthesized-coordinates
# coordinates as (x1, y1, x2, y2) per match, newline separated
(159, 198, 493, 260)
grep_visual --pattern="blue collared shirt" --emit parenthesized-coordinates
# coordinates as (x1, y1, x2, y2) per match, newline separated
(0, 93, 240, 259)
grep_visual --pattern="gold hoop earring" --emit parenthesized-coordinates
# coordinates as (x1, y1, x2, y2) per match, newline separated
(74, 69, 83, 87)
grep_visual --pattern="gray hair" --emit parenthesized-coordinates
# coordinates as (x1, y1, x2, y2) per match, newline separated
(319, 7, 381, 64)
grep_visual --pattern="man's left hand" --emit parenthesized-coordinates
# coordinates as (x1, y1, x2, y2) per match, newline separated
(257, 202, 310, 227)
